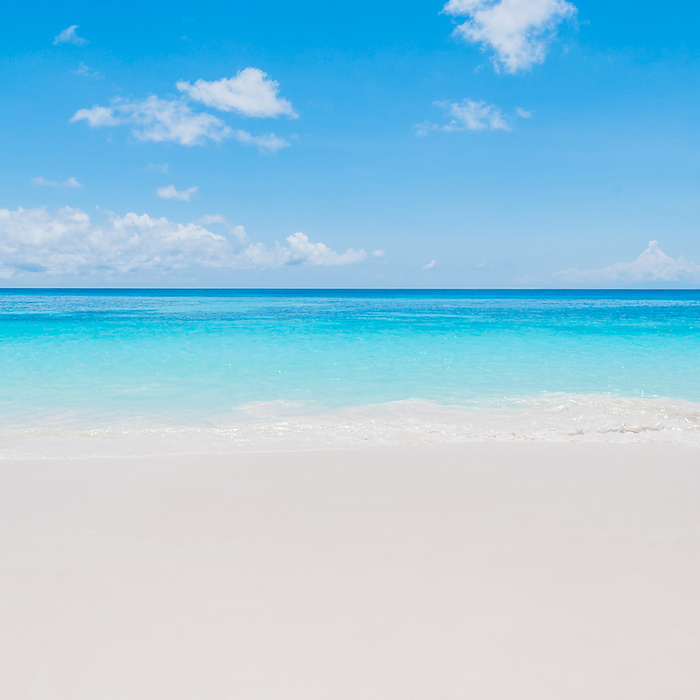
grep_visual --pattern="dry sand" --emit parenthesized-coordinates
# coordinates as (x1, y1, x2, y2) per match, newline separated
(1, 442, 699, 699)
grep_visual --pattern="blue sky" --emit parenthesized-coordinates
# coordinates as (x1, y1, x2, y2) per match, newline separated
(1, 0, 699, 287)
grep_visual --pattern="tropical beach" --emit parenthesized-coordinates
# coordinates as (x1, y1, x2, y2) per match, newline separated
(4, 0, 700, 697)
(2, 290, 700, 697)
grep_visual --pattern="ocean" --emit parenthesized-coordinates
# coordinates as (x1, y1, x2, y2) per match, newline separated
(1, 289, 699, 456)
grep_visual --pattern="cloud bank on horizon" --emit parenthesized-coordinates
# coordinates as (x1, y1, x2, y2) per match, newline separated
(0, 207, 372, 279)
(558, 241, 700, 285)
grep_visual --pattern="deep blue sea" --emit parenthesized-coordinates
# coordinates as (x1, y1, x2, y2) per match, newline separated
(1, 289, 699, 455)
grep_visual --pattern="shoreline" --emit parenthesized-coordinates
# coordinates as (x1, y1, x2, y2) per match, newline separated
(3, 392, 700, 458)
(2, 442, 700, 698)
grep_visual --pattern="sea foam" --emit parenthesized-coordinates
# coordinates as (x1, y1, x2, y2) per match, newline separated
(2, 393, 699, 458)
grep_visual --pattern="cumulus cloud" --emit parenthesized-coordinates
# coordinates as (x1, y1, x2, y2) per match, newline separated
(72, 70, 296, 150)
(32, 176, 84, 189)
(232, 129, 290, 153)
(416, 99, 523, 135)
(177, 68, 297, 119)
(156, 185, 199, 201)
(71, 97, 231, 146)
(0, 206, 370, 278)
(423, 260, 437, 270)
(53, 25, 87, 46)
(559, 241, 700, 285)
(442, 0, 577, 73)
(272, 232, 367, 266)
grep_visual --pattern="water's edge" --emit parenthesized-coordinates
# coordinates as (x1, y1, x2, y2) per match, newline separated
(3, 393, 700, 458)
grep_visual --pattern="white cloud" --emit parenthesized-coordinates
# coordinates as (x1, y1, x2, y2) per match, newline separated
(416, 99, 520, 135)
(197, 215, 249, 244)
(239, 233, 366, 268)
(177, 68, 297, 119)
(442, 0, 577, 73)
(73, 62, 101, 79)
(423, 260, 437, 270)
(148, 163, 169, 174)
(442, 99, 510, 131)
(559, 241, 700, 285)
(0, 207, 370, 277)
(71, 105, 120, 127)
(72, 71, 296, 151)
(283, 232, 366, 266)
(156, 185, 199, 201)
(232, 129, 290, 153)
(32, 176, 84, 189)
(53, 25, 87, 46)
(71, 96, 231, 146)
(516, 107, 532, 118)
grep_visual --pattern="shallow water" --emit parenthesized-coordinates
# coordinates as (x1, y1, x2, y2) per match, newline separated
(2, 289, 699, 455)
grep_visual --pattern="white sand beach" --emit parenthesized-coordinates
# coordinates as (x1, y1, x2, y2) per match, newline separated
(2, 442, 700, 699)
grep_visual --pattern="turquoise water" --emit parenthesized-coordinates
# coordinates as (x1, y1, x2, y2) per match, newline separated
(1, 289, 700, 453)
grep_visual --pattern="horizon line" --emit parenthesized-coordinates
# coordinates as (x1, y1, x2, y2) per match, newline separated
(1, 287, 698, 293)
